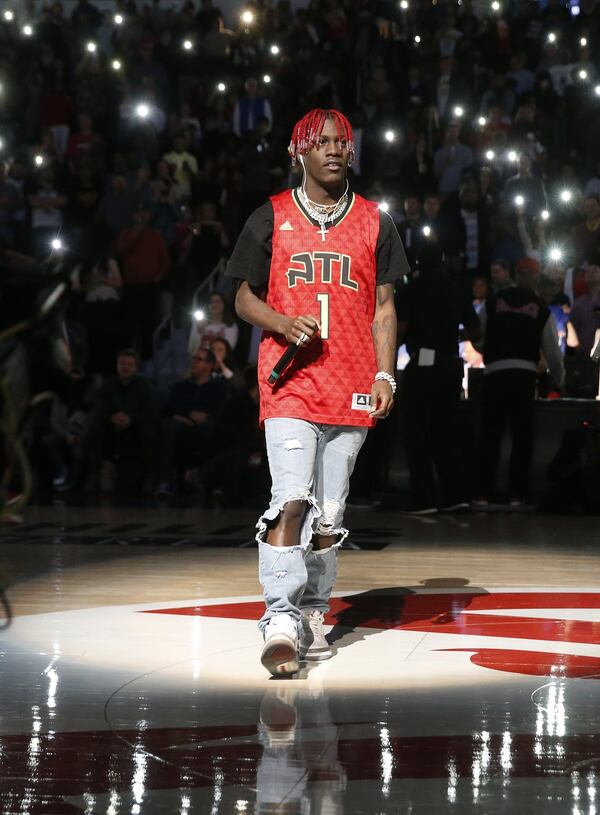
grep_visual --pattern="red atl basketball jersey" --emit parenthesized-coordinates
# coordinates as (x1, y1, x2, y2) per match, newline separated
(258, 189, 380, 428)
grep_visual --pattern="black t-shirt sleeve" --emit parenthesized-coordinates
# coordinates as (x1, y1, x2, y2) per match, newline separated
(376, 210, 411, 286)
(395, 281, 413, 323)
(225, 201, 273, 287)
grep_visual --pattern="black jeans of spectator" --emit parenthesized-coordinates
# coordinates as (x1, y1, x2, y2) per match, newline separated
(87, 421, 156, 482)
(403, 356, 465, 509)
(40, 431, 86, 485)
(122, 283, 159, 362)
(477, 368, 537, 501)
(158, 416, 215, 485)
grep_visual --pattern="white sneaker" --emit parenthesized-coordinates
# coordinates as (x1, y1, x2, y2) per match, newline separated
(299, 609, 332, 661)
(261, 614, 299, 676)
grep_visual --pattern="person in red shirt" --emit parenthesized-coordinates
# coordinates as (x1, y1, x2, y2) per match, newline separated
(227, 109, 408, 676)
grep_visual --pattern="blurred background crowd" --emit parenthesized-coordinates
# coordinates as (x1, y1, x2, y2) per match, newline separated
(3, 0, 600, 508)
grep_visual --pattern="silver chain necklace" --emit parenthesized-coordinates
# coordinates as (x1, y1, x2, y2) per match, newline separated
(297, 180, 349, 242)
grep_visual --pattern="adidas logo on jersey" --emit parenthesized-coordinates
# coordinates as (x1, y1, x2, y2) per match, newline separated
(279, 221, 294, 231)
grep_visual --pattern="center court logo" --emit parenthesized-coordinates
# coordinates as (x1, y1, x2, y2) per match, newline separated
(145, 589, 600, 679)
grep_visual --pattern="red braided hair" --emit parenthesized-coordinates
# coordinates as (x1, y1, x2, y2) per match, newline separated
(288, 108, 354, 165)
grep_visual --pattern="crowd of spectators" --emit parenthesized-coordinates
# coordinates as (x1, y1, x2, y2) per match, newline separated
(4, 0, 600, 506)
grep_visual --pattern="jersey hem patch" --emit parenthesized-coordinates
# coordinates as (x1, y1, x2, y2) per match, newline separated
(351, 393, 372, 411)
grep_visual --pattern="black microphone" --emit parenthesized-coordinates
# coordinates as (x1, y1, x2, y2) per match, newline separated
(268, 343, 300, 385)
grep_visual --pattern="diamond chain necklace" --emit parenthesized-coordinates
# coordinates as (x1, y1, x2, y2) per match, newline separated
(297, 179, 349, 227)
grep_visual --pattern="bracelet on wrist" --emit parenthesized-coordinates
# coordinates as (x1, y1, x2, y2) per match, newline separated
(374, 371, 397, 395)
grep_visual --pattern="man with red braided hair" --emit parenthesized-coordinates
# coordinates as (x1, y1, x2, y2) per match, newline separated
(227, 108, 409, 675)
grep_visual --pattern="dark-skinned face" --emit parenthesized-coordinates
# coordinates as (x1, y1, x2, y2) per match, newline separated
(302, 117, 349, 190)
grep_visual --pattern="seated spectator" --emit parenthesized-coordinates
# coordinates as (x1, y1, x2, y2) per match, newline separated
(86, 349, 156, 493)
(212, 337, 243, 390)
(189, 291, 239, 354)
(155, 348, 229, 495)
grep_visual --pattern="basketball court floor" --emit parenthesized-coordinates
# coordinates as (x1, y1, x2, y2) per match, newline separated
(1, 502, 599, 814)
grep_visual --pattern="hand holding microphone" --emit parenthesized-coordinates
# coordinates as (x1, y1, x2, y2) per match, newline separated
(268, 314, 320, 385)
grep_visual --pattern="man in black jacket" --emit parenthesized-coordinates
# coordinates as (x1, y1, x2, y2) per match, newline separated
(87, 349, 156, 491)
(155, 347, 229, 495)
(397, 242, 481, 513)
(475, 262, 564, 508)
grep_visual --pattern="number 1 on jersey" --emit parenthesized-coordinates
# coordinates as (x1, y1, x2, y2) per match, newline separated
(316, 293, 330, 340)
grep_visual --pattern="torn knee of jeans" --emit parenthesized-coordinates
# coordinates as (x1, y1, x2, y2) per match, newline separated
(316, 498, 343, 536)
(283, 437, 303, 451)
(255, 490, 317, 544)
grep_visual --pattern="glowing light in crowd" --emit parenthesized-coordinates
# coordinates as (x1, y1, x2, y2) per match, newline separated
(384, 130, 396, 143)
(3, 10, 14, 22)
(263, 74, 271, 84)
(507, 150, 519, 162)
(50, 238, 63, 251)
(114, 14, 124, 25)
(135, 103, 150, 119)
(549, 247, 562, 262)
(414, 34, 421, 44)
(241, 9, 255, 25)
(378, 201, 390, 213)
(86, 41, 97, 53)
(270, 44, 280, 55)
(0, 138, 4, 151)
(579, 69, 588, 80)
(491, 1, 500, 10)
(547, 31, 557, 43)
(216, 82, 227, 93)
(22, 24, 33, 36)
(595, 85, 600, 97)
(193, 309, 205, 322)
(34, 154, 44, 167)
(112, 59, 122, 71)
(400, 0, 409, 9)
(571, 5, 580, 15)
(559, 189, 572, 203)
(541, 209, 550, 221)
(514, 195, 525, 207)
(453, 105, 464, 118)
(182, 39, 193, 51)
(485, 149, 495, 161)
(478, 116, 487, 127)
(580, 37, 587, 47)
(422, 225, 432, 237)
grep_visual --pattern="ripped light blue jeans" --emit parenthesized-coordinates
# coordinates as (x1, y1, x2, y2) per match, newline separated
(257, 418, 368, 635)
